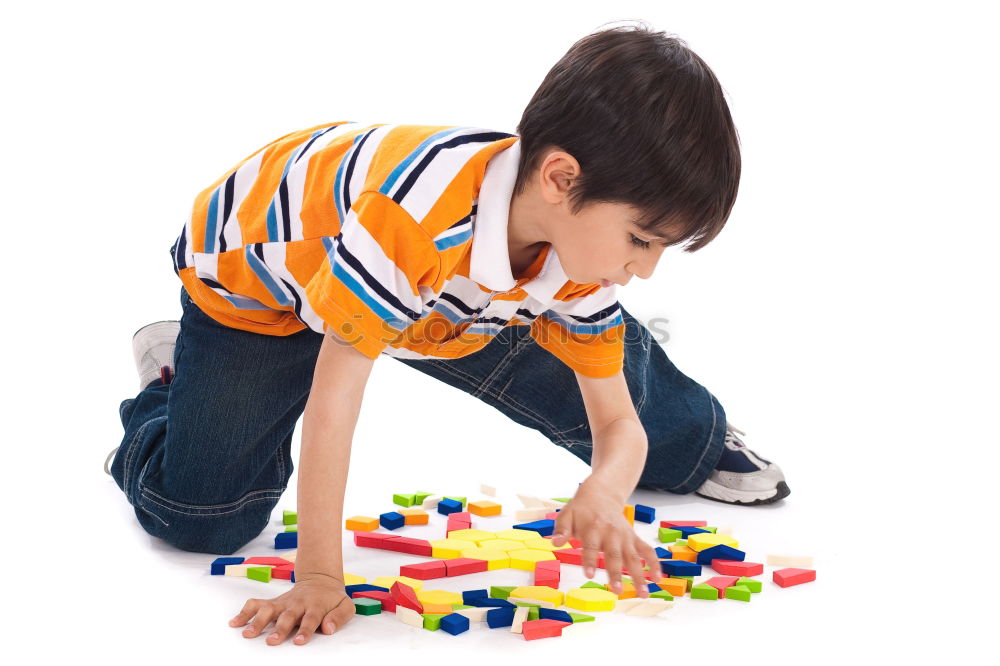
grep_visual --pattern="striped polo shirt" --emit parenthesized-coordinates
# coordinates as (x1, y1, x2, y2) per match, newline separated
(170, 121, 626, 378)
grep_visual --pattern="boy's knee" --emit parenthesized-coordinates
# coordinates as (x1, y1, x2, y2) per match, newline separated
(133, 502, 271, 555)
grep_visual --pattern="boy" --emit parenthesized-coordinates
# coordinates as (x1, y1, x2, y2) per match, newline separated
(106, 23, 788, 645)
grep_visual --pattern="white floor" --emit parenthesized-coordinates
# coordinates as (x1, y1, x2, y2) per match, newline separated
(6, 1, 996, 663)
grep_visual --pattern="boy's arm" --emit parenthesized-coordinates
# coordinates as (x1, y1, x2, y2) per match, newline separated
(294, 328, 377, 583)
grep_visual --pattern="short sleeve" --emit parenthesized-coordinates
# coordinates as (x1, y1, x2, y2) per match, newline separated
(305, 190, 440, 360)
(529, 286, 626, 378)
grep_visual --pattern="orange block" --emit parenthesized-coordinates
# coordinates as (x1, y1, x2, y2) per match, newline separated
(469, 500, 502, 517)
(668, 544, 698, 562)
(616, 580, 637, 599)
(399, 508, 429, 525)
(658, 577, 688, 596)
(623, 505, 635, 526)
(345, 516, 379, 531)
(422, 603, 455, 614)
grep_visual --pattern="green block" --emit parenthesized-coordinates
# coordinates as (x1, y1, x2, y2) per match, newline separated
(528, 606, 540, 621)
(284, 525, 297, 532)
(725, 584, 752, 602)
(671, 576, 693, 592)
(443, 496, 466, 508)
(690, 583, 719, 600)
(393, 493, 416, 507)
(702, 526, 717, 534)
(657, 527, 681, 543)
(551, 497, 572, 503)
(568, 612, 596, 623)
(490, 585, 516, 599)
(650, 589, 674, 601)
(581, 581, 608, 590)
(451, 604, 473, 610)
(246, 566, 272, 583)
(354, 598, 382, 615)
(421, 613, 446, 630)
(282, 510, 297, 525)
(413, 491, 434, 504)
(737, 577, 763, 593)
(513, 601, 541, 609)
(676, 539, 687, 546)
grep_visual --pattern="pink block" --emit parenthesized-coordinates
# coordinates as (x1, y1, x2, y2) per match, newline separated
(712, 559, 764, 576)
(773, 568, 816, 588)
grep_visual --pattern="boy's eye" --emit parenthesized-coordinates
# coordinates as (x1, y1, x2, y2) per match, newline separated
(630, 234, 651, 249)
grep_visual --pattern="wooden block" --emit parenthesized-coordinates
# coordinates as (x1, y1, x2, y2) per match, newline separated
(687, 533, 740, 552)
(396, 606, 424, 628)
(615, 598, 643, 613)
(345, 516, 379, 531)
(384, 537, 433, 556)
(480, 483, 497, 497)
(690, 583, 719, 600)
(564, 587, 617, 611)
(515, 508, 549, 521)
(454, 607, 489, 623)
(444, 558, 489, 576)
(660, 520, 707, 528)
(517, 493, 546, 508)
(509, 585, 563, 606)
(447, 529, 497, 543)
(508, 596, 556, 609)
(773, 567, 816, 587)
(354, 590, 395, 612)
(553, 548, 583, 565)
(459, 548, 510, 570)
(705, 575, 741, 597)
(667, 543, 698, 562)
(712, 559, 764, 576)
(398, 508, 429, 525)
(416, 589, 464, 606)
(399, 561, 448, 580)
(353, 531, 399, 548)
(522, 619, 571, 640)
(767, 554, 814, 568)
(430, 539, 478, 559)
(468, 500, 502, 517)
(270, 564, 294, 580)
(657, 578, 688, 597)
(623, 504, 635, 526)
(510, 606, 531, 633)
(625, 598, 673, 616)
(390, 581, 424, 614)
(420, 495, 443, 509)
(508, 549, 558, 570)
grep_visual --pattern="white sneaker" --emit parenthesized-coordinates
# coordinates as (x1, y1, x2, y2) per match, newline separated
(694, 423, 791, 505)
(132, 320, 180, 391)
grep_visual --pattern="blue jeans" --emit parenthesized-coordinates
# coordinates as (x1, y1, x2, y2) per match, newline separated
(111, 286, 726, 554)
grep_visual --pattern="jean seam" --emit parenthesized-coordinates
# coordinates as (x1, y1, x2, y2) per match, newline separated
(123, 416, 162, 502)
(470, 332, 533, 399)
(670, 386, 720, 491)
(139, 487, 284, 517)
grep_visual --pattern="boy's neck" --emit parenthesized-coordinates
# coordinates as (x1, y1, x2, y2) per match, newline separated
(507, 185, 551, 279)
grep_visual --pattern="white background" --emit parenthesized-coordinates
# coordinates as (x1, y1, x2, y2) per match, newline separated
(2, 1, 996, 662)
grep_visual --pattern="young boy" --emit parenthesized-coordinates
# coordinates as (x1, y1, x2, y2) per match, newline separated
(106, 23, 788, 645)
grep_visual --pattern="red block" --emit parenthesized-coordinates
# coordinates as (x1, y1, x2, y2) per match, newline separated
(450, 511, 471, 521)
(444, 558, 489, 576)
(545, 512, 559, 519)
(535, 561, 561, 572)
(522, 619, 571, 640)
(535, 573, 560, 588)
(399, 560, 448, 580)
(243, 557, 294, 566)
(712, 559, 764, 576)
(659, 520, 707, 528)
(390, 581, 424, 613)
(270, 564, 294, 580)
(773, 568, 816, 588)
(384, 537, 433, 556)
(553, 548, 583, 565)
(354, 590, 395, 612)
(354, 531, 400, 548)
(704, 576, 740, 596)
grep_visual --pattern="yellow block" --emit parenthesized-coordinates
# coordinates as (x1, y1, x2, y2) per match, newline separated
(565, 587, 618, 612)
(687, 533, 739, 552)
(344, 516, 378, 531)
(468, 500, 502, 516)
(658, 578, 688, 596)
(429, 539, 478, 558)
(493, 529, 542, 543)
(372, 576, 424, 591)
(459, 548, 510, 570)
(623, 505, 635, 526)
(522, 538, 571, 552)
(417, 589, 464, 605)
(668, 544, 698, 562)
(479, 538, 529, 552)
(343, 573, 366, 586)
(509, 586, 564, 606)
(398, 508, 429, 525)
(507, 549, 557, 571)
(446, 529, 497, 544)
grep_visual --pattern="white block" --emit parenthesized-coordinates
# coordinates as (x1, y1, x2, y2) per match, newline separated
(514, 508, 549, 521)
(560, 620, 598, 638)
(625, 598, 674, 616)
(614, 598, 644, 613)
(540, 499, 565, 510)
(455, 607, 488, 623)
(716, 527, 733, 536)
(224, 564, 252, 577)
(396, 606, 424, 628)
(767, 554, 814, 568)
(480, 484, 497, 497)
(420, 495, 443, 510)
(517, 493, 545, 508)
(510, 606, 531, 633)
(278, 550, 297, 562)
(508, 596, 557, 609)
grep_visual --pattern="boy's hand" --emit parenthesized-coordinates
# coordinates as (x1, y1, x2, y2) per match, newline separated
(228, 574, 356, 646)
(550, 479, 663, 597)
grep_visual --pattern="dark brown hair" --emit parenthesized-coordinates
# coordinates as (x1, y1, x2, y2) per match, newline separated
(513, 21, 741, 252)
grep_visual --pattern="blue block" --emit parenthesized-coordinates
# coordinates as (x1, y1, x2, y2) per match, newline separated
(696, 544, 746, 565)
(634, 504, 656, 524)
(274, 531, 297, 549)
(660, 560, 702, 576)
(512, 519, 555, 537)
(463, 597, 515, 608)
(462, 589, 489, 603)
(539, 608, 574, 623)
(486, 607, 516, 628)
(210, 557, 244, 575)
(654, 547, 673, 559)
(440, 613, 470, 635)
(379, 511, 405, 530)
(647, 582, 661, 592)
(437, 498, 463, 515)
(344, 583, 390, 598)
(674, 526, 711, 538)
(291, 570, 295, 583)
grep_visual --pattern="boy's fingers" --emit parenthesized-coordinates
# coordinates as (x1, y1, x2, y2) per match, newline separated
(604, 543, 623, 594)
(642, 542, 663, 582)
(230, 599, 260, 627)
(552, 509, 573, 546)
(581, 532, 601, 578)
(244, 604, 278, 638)
(266, 609, 300, 645)
(292, 611, 323, 645)
(627, 550, 649, 598)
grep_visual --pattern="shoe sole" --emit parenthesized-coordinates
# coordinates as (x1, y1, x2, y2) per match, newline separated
(694, 481, 791, 506)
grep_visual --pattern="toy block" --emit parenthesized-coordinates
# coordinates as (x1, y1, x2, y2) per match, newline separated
(623, 504, 635, 526)
(210, 557, 244, 575)
(726, 584, 752, 602)
(534, 570, 560, 588)
(690, 583, 720, 600)
(444, 557, 489, 576)
(567, 612, 595, 623)
(273, 531, 297, 549)
(243, 557, 291, 566)
(279, 550, 297, 562)
(396, 606, 424, 628)
(508, 549, 558, 570)
(353, 531, 397, 548)
(512, 519, 555, 537)
(545, 512, 558, 520)
(392, 493, 416, 507)
(564, 587, 617, 611)
(517, 493, 546, 508)
(398, 508, 429, 525)
(737, 577, 763, 593)
(479, 538, 525, 552)
(650, 589, 674, 601)
(224, 563, 252, 577)
(390, 581, 424, 614)
(660, 520, 707, 528)
(667, 543, 698, 562)
(654, 547, 672, 559)
(463, 597, 516, 608)
(383, 537, 433, 556)
(712, 559, 763, 576)
(353, 597, 382, 615)
(657, 578, 688, 597)
(444, 496, 467, 508)
(509, 586, 563, 606)
(540, 499, 565, 509)
(374, 576, 423, 591)
(421, 613, 447, 630)
(345, 516, 379, 531)
(773, 568, 816, 587)
(688, 533, 739, 552)
(430, 538, 477, 559)
(437, 498, 463, 515)
(468, 500, 501, 516)
(515, 508, 549, 521)
(345, 583, 390, 597)
(424, 603, 456, 614)
(486, 607, 516, 628)
(379, 511, 405, 530)
(633, 504, 655, 523)
(660, 560, 701, 577)
(538, 608, 574, 624)
(246, 566, 273, 583)
(553, 548, 583, 565)
(454, 607, 488, 623)
(717, 527, 734, 536)
(511, 606, 531, 633)
(446, 519, 472, 534)
(399, 561, 448, 580)
(673, 525, 710, 538)
(270, 564, 294, 581)
(509, 597, 555, 610)
(522, 619, 571, 640)
(479, 483, 497, 497)
(284, 526, 298, 532)
(767, 554, 814, 568)
(341, 573, 363, 585)
(459, 548, 510, 570)
(705, 575, 740, 597)
(493, 528, 540, 542)
(672, 576, 694, 592)
(446, 528, 496, 543)
(417, 589, 464, 606)
(489, 586, 517, 600)
(440, 612, 470, 635)
(657, 527, 682, 543)
(626, 598, 673, 616)
(451, 510, 472, 521)
(696, 544, 745, 565)
(282, 510, 297, 525)
(461, 589, 488, 602)
(535, 560, 561, 572)
(522, 537, 570, 553)
(413, 491, 434, 504)
(420, 495, 442, 509)
(354, 590, 395, 611)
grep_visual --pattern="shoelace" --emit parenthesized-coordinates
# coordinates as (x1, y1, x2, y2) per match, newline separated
(724, 422, 747, 449)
